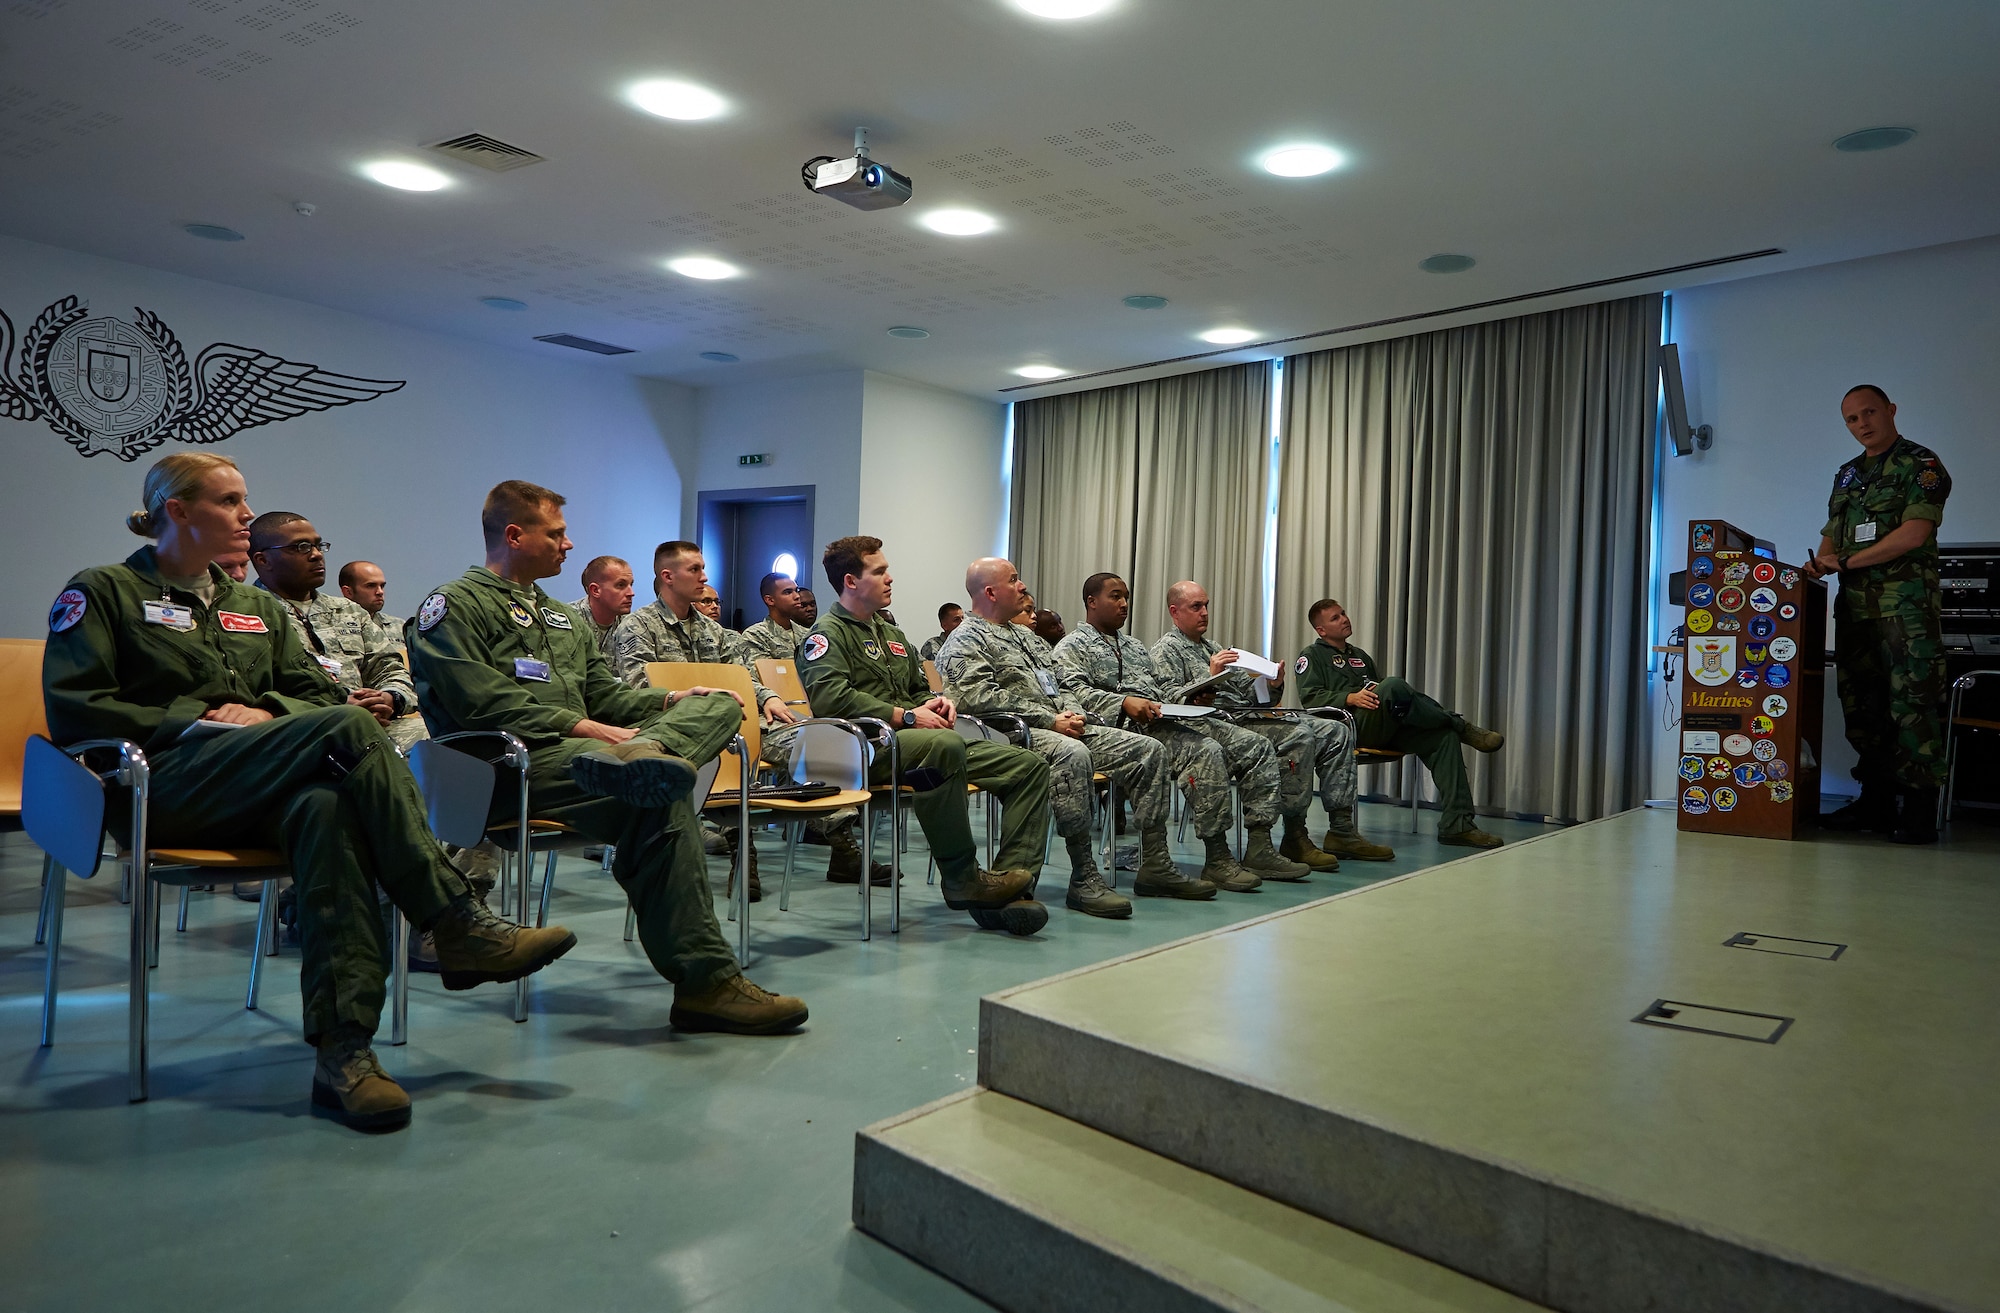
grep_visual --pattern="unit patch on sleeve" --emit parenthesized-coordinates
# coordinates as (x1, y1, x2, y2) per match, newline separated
(1295, 655, 1309, 675)
(48, 587, 87, 633)
(417, 593, 448, 632)
(803, 633, 829, 662)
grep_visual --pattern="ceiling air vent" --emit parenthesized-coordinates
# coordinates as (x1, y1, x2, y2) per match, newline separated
(428, 132, 545, 172)
(534, 333, 634, 356)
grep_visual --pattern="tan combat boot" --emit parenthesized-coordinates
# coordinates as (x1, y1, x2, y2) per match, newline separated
(1458, 723, 1505, 753)
(1199, 834, 1262, 893)
(1239, 827, 1311, 881)
(938, 865, 1036, 910)
(311, 1024, 411, 1132)
(670, 973, 809, 1034)
(1438, 827, 1504, 849)
(1063, 836, 1132, 919)
(825, 822, 894, 885)
(1277, 815, 1339, 871)
(1131, 827, 1216, 899)
(969, 901, 1052, 935)
(568, 737, 698, 808)
(1321, 809, 1395, 861)
(428, 897, 577, 991)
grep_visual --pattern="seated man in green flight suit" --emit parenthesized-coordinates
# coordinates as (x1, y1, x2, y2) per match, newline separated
(1295, 597, 1506, 848)
(798, 535, 1054, 936)
(408, 479, 807, 1034)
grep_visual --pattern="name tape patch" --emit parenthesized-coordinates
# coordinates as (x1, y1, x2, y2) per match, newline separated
(218, 611, 269, 634)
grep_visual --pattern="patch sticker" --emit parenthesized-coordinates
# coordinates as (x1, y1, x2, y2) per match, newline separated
(1747, 615, 1776, 640)
(1688, 635, 1736, 686)
(1682, 730, 1721, 754)
(1733, 762, 1766, 786)
(1839, 466, 1857, 489)
(1751, 715, 1775, 736)
(1715, 616, 1742, 633)
(1752, 738, 1777, 762)
(417, 593, 448, 632)
(1722, 561, 1751, 586)
(1778, 603, 1797, 621)
(1707, 756, 1733, 780)
(1768, 637, 1796, 662)
(1686, 609, 1714, 634)
(1682, 785, 1710, 814)
(1778, 568, 1800, 590)
(1765, 664, 1792, 689)
(49, 587, 87, 633)
(862, 638, 882, 660)
(1295, 655, 1309, 675)
(1687, 583, 1715, 608)
(1723, 733, 1752, 756)
(1679, 755, 1705, 782)
(1349, 657, 1368, 668)
(217, 611, 268, 634)
(1714, 550, 1743, 560)
(1918, 468, 1940, 490)
(1713, 786, 1738, 812)
(1751, 562, 1777, 585)
(803, 633, 830, 662)
(541, 608, 572, 630)
(1717, 586, 1746, 613)
(508, 600, 534, 628)
(1734, 665, 1763, 689)
(1769, 780, 1795, 803)
(887, 640, 907, 657)
(1691, 556, 1714, 579)
(1692, 523, 1716, 552)
(1763, 694, 1788, 717)
(1748, 586, 1777, 613)
(1768, 759, 1789, 780)
(1743, 642, 1768, 665)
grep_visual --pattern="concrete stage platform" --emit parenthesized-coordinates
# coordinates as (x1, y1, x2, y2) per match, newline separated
(855, 809, 2000, 1313)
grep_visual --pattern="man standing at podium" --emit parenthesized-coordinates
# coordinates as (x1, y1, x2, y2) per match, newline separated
(1805, 384, 1952, 845)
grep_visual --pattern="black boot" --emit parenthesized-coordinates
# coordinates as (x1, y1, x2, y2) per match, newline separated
(1819, 778, 1894, 832)
(1890, 788, 1939, 845)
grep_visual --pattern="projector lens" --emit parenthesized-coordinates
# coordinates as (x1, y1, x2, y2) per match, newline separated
(865, 166, 883, 187)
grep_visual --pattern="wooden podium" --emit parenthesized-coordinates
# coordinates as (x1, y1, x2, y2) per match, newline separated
(1676, 519, 1827, 839)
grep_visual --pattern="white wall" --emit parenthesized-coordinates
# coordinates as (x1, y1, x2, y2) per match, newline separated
(859, 371, 1007, 638)
(0, 233, 694, 634)
(1650, 234, 2000, 796)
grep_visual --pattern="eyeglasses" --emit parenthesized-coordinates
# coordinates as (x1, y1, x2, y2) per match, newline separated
(274, 539, 332, 557)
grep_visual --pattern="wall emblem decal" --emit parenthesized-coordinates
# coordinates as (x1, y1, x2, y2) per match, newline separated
(1, 297, 406, 462)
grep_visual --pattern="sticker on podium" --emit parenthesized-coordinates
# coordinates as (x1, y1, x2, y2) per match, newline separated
(1688, 583, 1715, 608)
(1713, 786, 1739, 812)
(1708, 756, 1733, 779)
(1769, 780, 1794, 803)
(1688, 635, 1736, 686)
(1717, 586, 1747, 613)
(1751, 715, 1775, 736)
(1723, 733, 1752, 756)
(1768, 637, 1797, 662)
(1723, 561, 1751, 586)
(1680, 755, 1705, 781)
(1752, 562, 1777, 584)
(1686, 609, 1714, 634)
(1752, 739, 1777, 762)
(1749, 587, 1778, 612)
(1682, 786, 1710, 814)
(1766, 664, 1792, 689)
(1763, 694, 1788, 717)
(1682, 730, 1721, 753)
(1692, 556, 1714, 578)
(1692, 524, 1716, 552)
(1748, 615, 1775, 640)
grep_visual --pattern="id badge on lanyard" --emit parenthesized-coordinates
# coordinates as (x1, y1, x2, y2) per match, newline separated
(143, 600, 196, 631)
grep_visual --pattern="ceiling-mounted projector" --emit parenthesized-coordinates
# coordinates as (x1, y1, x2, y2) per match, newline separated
(801, 127, 912, 211)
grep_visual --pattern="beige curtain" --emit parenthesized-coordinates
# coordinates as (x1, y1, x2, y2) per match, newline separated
(1012, 361, 1271, 646)
(1273, 295, 1660, 823)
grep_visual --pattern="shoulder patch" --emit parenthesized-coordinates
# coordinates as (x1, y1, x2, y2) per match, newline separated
(507, 600, 534, 628)
(217, 611, 268, 634)
(49, 587, 87, 634)
(887, 640, 907, 657)
(542, 607, 573, 630)
(1294, 654, 1309, 676)
(803, 633, 829, 662)
(417, 593, 449, 632)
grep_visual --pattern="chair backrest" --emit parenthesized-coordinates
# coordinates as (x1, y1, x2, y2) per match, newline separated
(790, 722, 870, 791)
(923, 659, 943, 694)
(22, 735, 105, 878)
(693, 755, 722, 802)
(407, 739, 497, 848)
(755, 658, 812, 713)
(645, 661, 757, 793)
(955, 716, 1006, 744)
(0, 638, 50, 816)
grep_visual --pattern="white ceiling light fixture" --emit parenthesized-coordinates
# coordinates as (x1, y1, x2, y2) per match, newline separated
(1199, 327, 1259, 345)
(1008, 0, 1118, 19)
(1014, 364, 1066, 380)
(1257, 143, 1346, 178)
(361, 159, 452, 192)
(920, 208, 998, 236)
(667, 256, 742, 280)
(627, 79, 729, 122)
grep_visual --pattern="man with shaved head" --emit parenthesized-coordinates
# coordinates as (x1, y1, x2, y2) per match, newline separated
(339, 559, 400, 644)
(938, 558, 1204, 915)
(569, 554, 634, 656)
(1153, 580, 1390, 864)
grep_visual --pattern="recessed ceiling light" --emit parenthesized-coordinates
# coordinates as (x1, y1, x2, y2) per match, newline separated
(1419, 253, 1476, 274)
(1199, 327, 1259, 345)
(480, 296, 528, 311)
(1257, 143, 1346, 178)
(920, 208, 998, 236)
(1833, 126, 1916, 153)
(627, 79, 729, 122)
(887, 326, 931, 339)
(1123, 294, 1168, 310)
(1014, 365, 1066, 380)
(700, 351, 740, 363)
(667, 256, 742, 280)
(361, 160, 452, 192)
(1008, 0, 1118, 18)
(183, 223, 245, 242)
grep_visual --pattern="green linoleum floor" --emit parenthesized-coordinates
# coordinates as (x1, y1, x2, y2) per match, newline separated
(0, 799, 1507, 1313)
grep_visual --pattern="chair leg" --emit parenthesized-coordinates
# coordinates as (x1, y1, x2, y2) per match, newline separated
(1102, 777, 1118, 890)
(39, 861, 66, 1047)
(623, 904, 636, 941)
(780, 821, 799, 912)
(536, 849, 557, 928)
(1233, 786, 1244, 858)
(119, 863, 131, 906)
(176, 884, 191, 933)
(128, 863, 150, 1103)
(389, 907, 409, 1047)
(35, 853, 54, 945)
(148, 879, 163, 969)
(247, 879, 273, 1010)
(1409, 766, 1420, 834)
(265, 881, 282, 956)
(859, 801, 872, 942)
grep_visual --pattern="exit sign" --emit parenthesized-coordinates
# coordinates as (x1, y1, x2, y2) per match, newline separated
(739, 453, 767, 467)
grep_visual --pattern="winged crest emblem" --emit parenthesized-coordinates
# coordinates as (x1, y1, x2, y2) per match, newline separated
(1, 297, 406, 461)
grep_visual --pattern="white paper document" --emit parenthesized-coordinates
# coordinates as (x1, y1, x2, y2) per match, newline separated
(1226, 649, 1282, 680)
(1157, 704, 1218, 719)
(180, 718, 248, 741)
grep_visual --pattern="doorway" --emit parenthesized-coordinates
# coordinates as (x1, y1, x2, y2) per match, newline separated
(696, 485, 816, 631)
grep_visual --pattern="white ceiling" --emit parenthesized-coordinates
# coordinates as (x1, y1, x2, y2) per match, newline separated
(2, 0, 1995, 399)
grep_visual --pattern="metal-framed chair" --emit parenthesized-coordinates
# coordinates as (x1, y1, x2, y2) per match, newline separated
(1944, 670, 2000, 828)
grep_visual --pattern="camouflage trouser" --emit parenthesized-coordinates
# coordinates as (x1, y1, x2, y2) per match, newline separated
(1027, 724, 1170, 839)
(1189, 716, 1281, 828)
(1835, 603, 1947, 789)
(1234, 714, 1357, 819)
(1144, 718, 1276, 836)
(385, 712, 429, 753)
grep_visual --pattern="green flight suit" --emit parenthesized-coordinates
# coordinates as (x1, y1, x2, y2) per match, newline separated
(42, 547, 467, 1045)
(798, 602, 1051, 879)
(407, 567, 742, 991)
(1294, 638, 1478, 834)
(1822, 437, 1953, 790)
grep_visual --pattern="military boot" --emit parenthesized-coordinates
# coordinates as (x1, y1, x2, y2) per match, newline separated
(1200, 834, 1262, 893)
(1063, 835, 1133, 919)
(1322, 808, 1395, 861)
(568, 737, 698, 809)
(969, 901, 1052, 935)
(670, 973, 809, 1034)
(1438, 827, 1504, 849)
(938, 865, 1037, 910)
(1239, 827, 1310, 881)
(1820, 779, 1896, 832)
(427, 896, 577, 991)
(1891, 788, 1940, 846)
(1278, 815, 1340, 871)
(825, 822, 894, 885)
(1458, 722, 1505, 753)
(723, 829, 762, 903)
(1132, 826, 1216, 899)
(311, 1023, 411, 1132)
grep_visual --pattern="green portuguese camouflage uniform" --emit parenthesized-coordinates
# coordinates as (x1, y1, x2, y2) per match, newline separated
(409, 567, 744, 992)
(799, 603, 1051, 880)
(43, 548, 470, 1045)
(1295, 639, 1479, 835)
(1823, 436, 1952, 790)
(260, 584, 427, 750)
(1050, 625, 1279, 837)
(937, 614, 1172, 839)
(1150, 627, 1358, 822)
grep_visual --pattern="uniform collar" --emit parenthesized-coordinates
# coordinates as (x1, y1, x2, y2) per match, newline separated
(465, 565, 548, 602)
(1315, 636, 1350, 652)
(123, 546, 231, 595)
(831, 601, 877, 627)
(253, 580, 322, 607)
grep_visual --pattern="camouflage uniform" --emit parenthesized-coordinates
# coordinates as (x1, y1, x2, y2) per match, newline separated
(260, 584, 428, 751)
(740, 617, 806, 664)
(372, 611, 405, 648)
(1296, 639, 1479, 834)
(1824, 437, 1953, 790)
(611, 600, 787, 761)
(919, 632, 950, 663)
(937, 615, 1171, 839)
(566, 598, 622, 658)
(1050, 625, 1279, 837)
(1151, 628, 1356, 821)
